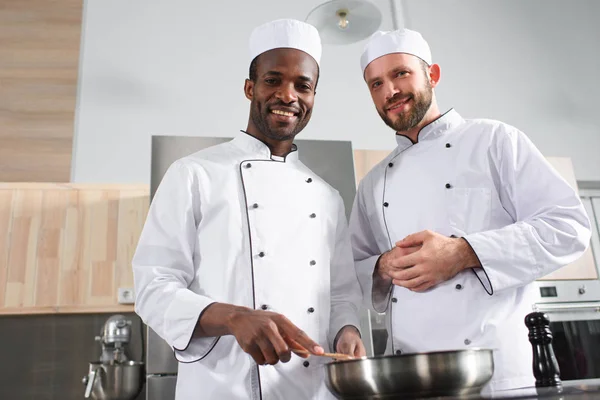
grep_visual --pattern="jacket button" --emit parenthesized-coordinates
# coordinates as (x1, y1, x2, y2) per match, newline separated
(307, 307, 315, 313)
(395, 350, 402, 355)
(388, 162, 394, 168)
(310, 260, 316, 266)
(383, 202, 389, 207)
(260, 304, 268, 310)
(391, 297, 398, 303)
(464, 339, 471, 345)
(245, 163, 252, 169)
(303, 361, 310, 368)
(258, 252, 265, 258)
(455, 284, 463, 290)
(306, 178, 312, 183)
(445, 183, 452, 189)
(252, 203, 259, 209)
(309, 213, 316, 218)
(446, 143, 451, 148)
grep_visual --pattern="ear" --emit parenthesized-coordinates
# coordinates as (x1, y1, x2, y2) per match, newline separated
(428, 64, 441, 88)
(244, 79, 254, 101)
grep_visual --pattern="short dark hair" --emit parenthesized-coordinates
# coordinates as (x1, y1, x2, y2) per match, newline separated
(249, 56, 260, 82)
(248, 55, 320, 90)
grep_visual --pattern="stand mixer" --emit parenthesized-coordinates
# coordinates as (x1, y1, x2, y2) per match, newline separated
(97, 314, 133, 364)
(83, 315, 145, 400)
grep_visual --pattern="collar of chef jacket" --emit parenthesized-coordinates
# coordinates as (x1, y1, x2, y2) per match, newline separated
(395, 108, 465, 151)
(234, 130, 301, 163)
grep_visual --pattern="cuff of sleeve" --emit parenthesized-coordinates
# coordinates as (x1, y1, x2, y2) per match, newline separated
(460, 237, 494, 296)
(356, 254, 392, 313)
(462, 224, 537, 295)
(165, 289, 217, 358)
(329, 309, 361, 351)
(371, 255, 393, 313)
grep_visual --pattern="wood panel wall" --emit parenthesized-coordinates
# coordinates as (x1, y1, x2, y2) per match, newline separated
(0, 183, 149, 314)
(0, 0, 83, 181)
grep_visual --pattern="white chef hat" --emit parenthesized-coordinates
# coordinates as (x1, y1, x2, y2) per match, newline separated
(249, 19, 322, 66)
(360, 28, 432, 74)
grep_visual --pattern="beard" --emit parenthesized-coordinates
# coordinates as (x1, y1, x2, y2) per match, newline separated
(378, 82, 433, 133)
(250, 100, 311, 142)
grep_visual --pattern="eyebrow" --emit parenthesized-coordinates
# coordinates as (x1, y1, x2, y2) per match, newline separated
(263, 70, 315, 84)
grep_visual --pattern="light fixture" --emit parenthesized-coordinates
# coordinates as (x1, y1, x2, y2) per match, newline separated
(306, 0, 382, 45)
(337, 9, 349, 30)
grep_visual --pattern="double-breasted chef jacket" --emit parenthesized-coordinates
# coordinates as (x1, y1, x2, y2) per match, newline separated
(350, 109, 591, 392)
(133, 132, 362, 399)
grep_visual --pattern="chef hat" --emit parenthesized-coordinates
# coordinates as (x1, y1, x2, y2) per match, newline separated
(249, 19, 322, 66)
(360, 28, 432, 74)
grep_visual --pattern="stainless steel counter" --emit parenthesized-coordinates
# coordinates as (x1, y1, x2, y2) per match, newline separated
(340, 380, 600, 400)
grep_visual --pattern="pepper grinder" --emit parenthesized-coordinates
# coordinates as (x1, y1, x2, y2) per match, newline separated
(525, 312, 562, 387)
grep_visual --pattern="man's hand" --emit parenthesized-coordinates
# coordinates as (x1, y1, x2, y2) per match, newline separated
(226, 308, 324, 365)
(376, 245, 422, 281)
(390, 230, 481, 292)
(335, 326, 366, 358)
(196, 303, 324, 366)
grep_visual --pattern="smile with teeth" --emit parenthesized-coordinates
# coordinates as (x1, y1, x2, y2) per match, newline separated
(271, 109, 296, 117)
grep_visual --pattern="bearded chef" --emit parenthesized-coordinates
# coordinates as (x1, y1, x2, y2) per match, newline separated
(349, 28, 591, 392)
(133, 19, 365, 400)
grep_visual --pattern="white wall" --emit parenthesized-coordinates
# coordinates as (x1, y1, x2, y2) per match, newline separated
(72, 0, 600, 183)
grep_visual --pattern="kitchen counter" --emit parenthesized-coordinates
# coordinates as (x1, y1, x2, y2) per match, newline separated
(343, 380, 600, 399)
(481, 379, 600, 399)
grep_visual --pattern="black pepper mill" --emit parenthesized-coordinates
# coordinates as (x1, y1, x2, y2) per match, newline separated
(525, 312, 562, 388)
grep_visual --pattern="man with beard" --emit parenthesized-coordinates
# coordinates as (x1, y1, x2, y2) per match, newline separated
(133, 19, 364, 400)
(349, 29, 591, 392)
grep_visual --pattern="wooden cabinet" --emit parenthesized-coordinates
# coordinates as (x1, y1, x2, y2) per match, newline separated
(0, 183, 149, 314)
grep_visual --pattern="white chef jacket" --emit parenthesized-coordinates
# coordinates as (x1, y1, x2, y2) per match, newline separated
(133, 132, 362, 400)
(350, 109, 591, 392)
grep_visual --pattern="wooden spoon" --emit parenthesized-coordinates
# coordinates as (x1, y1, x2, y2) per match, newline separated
(291, 348, 355, 361)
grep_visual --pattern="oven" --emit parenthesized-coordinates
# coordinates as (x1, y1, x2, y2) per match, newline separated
(534, 301, 600, 380)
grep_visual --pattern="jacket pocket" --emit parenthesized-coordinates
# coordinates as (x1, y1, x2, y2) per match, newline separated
(446, 188, 492, 235)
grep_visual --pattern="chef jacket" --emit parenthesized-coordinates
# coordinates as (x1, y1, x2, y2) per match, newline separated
(350, 109, 591, 392)
(133, 132, 362, 399)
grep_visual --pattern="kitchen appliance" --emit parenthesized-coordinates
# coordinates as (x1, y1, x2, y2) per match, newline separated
(533, 301, 600, 382)
(97, 314, 133, 364)
(145, 135, 375, 400)
(84, 361, 145, 400)
(83, 315, 145, 400)
(324, 348, 494, 399)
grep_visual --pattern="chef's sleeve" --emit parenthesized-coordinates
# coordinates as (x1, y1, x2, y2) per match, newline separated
(349, 183, 392, 313)
(133, 159, 218, 362)
(328, 195, 363, 350)
(463, 127, 592, 295)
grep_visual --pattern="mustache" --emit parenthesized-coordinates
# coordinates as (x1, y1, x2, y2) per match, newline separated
(386, 93, 414, 108)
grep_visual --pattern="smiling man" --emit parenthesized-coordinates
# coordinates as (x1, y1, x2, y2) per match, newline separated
(349, 29, 591, 393)
(133, 19, 364, 400)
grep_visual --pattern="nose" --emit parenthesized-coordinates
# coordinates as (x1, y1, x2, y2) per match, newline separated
(383, 80, 400, 103)
(276, 83, 298, 104)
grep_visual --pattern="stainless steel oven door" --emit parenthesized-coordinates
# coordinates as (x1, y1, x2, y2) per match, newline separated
(536, 302, 600, 381)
